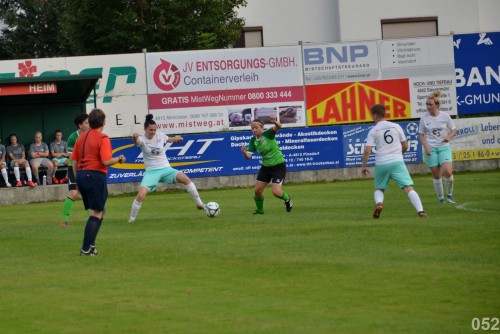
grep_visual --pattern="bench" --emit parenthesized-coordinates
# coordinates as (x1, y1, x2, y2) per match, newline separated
(4, 165, 68, 187)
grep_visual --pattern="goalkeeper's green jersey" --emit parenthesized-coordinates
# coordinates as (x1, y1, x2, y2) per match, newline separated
(66, 130, 80, 167)
(247, 128, 285, 167)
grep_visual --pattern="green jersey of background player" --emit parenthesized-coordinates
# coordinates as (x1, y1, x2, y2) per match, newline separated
(241, 115, 292, 214)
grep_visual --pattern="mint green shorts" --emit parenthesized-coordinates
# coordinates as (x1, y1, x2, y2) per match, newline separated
(425, 146, 452, 168)
(141, 167, 179, 192)
(52, 157, 68, 165)
(374, 161, 414, 190)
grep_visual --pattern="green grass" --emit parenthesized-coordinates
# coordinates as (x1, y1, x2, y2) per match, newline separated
(1, 170, 499, 333)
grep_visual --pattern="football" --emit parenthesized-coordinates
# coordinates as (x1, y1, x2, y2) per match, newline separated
(204, 202, 220, 218)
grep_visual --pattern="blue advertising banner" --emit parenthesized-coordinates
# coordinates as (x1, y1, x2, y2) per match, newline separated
(108, 126, 344, 183)
(342, 121, 422, 167)
(454, 32, 500, 115)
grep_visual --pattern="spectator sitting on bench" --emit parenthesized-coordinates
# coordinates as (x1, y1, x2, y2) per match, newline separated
(7, 134, 36, 188)
(29, 131, 54, 185)
(0, 140, 12, 187)
(50, 130, 69, 184)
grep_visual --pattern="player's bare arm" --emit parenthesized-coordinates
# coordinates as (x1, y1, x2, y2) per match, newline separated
(269, 116, 282, 131)
(419, 133, 431, 155)
(361, 145, 372, 177)
(168, 136, 183, 143)
(132, 133, 140, 145)
(443, 128, 457, 143)
(241, 145, 252, 159)
(401, 141, 409, 153)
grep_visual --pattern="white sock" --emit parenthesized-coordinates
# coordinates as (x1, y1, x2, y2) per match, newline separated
(129, 199, 142, 219)
(408, 190, 424, 212)
(374, 189, 384, 204)
(53, 166, 58, 177)
(444, 176, 454, 196)
(25, 167, 33, 181)
(1, 168, 8, 183)
(433, 179, 443, 199)
(185, 182, 204, 207)
(14, 166, 20, 181)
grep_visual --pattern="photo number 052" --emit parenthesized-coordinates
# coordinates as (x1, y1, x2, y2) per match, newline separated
(471, 317, 499, 331)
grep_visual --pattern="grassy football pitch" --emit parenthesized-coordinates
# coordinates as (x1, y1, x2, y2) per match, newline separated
(0, 170, 499, 333)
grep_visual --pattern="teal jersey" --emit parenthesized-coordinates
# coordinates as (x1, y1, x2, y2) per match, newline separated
(247, 128, 285, 167)
(66, 130, 79, 167)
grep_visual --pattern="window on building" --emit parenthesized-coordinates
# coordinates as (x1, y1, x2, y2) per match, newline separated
(234, 27, 263, 48)
(381, 17, 438, 39)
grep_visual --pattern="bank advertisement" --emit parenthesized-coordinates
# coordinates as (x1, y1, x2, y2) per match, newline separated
(453, 32, 500, 115)
(0, 54, 148, 138)
(342, 121, 422, 168)
(452, 117, 500, 161)
(145, 46, 306, 134)
(303, 36, 456, 126)
(107, 126, 343, 183)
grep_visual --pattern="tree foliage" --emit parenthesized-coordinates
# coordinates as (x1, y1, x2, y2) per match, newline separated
(0, 0, 247, 59)
(0, 0, 70, 59)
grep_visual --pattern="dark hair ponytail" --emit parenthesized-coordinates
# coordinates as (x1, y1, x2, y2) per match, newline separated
(145, 114, 156, 128)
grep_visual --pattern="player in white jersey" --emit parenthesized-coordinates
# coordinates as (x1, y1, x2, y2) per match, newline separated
(128, 114, 204, 223)
(362, 104, 427, 218)
(419, 91, 457, 205)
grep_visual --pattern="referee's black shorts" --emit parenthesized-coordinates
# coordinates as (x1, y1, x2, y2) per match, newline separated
(76, 170, 108, 212)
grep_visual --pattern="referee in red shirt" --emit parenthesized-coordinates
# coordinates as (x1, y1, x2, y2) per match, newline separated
(71, 109, 125, 256)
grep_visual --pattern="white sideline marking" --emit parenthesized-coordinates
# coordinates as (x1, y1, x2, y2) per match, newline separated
(456, 202, 500, 213)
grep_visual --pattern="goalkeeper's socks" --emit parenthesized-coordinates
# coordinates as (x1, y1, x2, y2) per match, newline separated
(254, 196, 264, 213)
(62, 197, 75, 222)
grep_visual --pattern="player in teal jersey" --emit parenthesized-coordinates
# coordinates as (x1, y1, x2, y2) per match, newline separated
(59, 114, 89, 227)
(241, 116, 292, 214)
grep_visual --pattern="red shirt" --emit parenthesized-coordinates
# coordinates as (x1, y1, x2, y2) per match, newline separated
(71, 129, 112, 173)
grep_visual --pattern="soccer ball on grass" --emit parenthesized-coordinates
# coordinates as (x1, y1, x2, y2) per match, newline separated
(204, 202, 220, 218)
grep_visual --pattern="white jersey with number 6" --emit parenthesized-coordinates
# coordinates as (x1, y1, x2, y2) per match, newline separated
(366, 120, 406, 165)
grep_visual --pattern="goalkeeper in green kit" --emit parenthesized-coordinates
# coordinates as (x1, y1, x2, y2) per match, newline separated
(59, 113, 89, 227)
(241, 115, 292, 214)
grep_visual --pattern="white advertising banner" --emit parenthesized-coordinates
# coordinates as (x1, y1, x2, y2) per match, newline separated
(303, 36, 457, 126)
(452, 117, 500, 161)
(0, 54, 148, 138)
(146, 46, 306, 134)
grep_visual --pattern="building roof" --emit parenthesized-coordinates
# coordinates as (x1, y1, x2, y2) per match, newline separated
(0, 74, 101, 107)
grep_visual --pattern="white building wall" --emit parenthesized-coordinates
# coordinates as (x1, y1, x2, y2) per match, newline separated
(239, 0, 500, 45)
(478, 0, 500, 33)
(337, 0, 482, 41)
(237, 0, 340, 45)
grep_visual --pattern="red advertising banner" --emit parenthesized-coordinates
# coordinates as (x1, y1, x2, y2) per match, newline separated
(148, 86, 303, 109)
(0, 83, 57, 96)
(306, 78, 411, 125)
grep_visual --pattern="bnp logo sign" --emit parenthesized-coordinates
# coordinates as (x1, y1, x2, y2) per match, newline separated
(304, 45, 369, 65)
